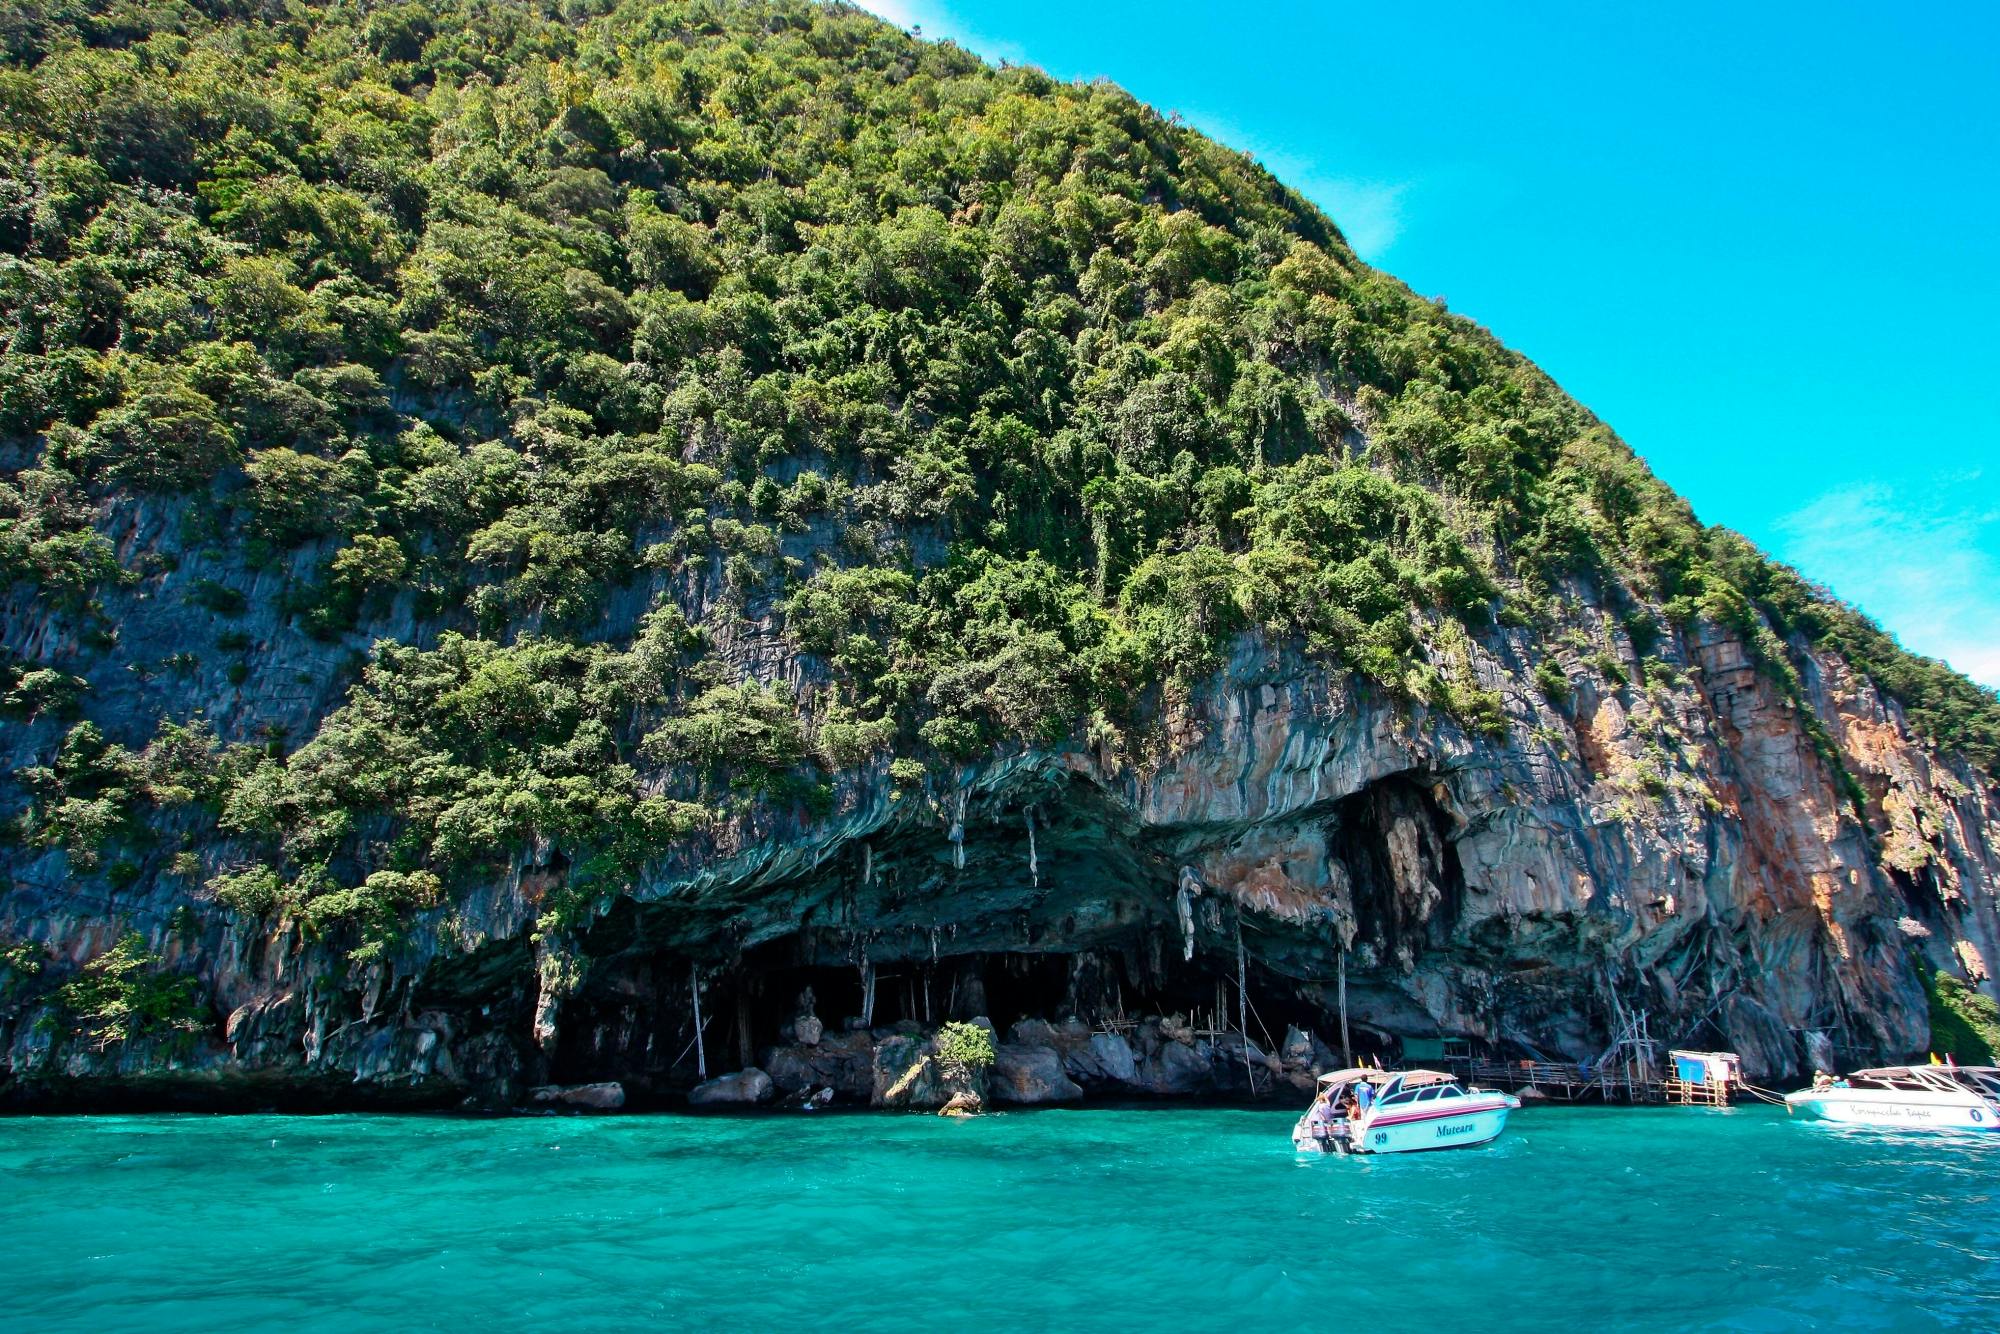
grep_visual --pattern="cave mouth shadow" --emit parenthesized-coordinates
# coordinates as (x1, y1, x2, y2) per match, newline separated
(545, 932, 1364, 1096)
(536, 768, 1477, 1097)
(1326, 770, 1468, 965)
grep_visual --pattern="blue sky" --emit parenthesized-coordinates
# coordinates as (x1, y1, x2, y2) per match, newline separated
(859, 1, 2000, 687)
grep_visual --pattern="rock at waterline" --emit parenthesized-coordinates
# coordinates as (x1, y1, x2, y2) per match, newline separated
(1137, 1034, 1215, 1095)
(688, 1068, 775, 1106)
(763, 1030, 877, 1100)
(527, 1082, 625, 1111)
(1064, 1031, 1140, 1087)
(990, 1044, 1083, 1104)
(873, 1030, 989, 1108)
(873, 1034, 944, 1107)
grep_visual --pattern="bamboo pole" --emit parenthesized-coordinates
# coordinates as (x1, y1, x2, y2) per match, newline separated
(1338, 948, 1352, 1066)
(691, 963, 706, 1081)
(1235, 915, 1255, 1095)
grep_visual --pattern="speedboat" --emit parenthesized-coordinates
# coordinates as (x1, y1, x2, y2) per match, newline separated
(1783, 1064, 2000, 1131)
(1293, 1068, 1521, 1155)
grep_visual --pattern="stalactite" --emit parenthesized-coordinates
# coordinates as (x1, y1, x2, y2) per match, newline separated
(1026, 807, 1039, 888)
(948, 789, 967, 871)
(860, 944, 876, 1028)
(1176, 865, 1203, 962)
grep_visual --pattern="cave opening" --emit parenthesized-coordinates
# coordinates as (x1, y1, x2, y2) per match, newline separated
(526, 769, 1479, 1102)
(542, 928, 1384, 1103)
(1326, 771, 1467, 966)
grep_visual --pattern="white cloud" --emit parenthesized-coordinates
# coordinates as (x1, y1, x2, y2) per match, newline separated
(1772, 475, 2000, 688)
(854, 0, 920, 28)
(1291, 176, 1409, 261)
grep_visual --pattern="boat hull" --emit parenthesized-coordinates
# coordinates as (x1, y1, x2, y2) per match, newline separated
(1352, 1098, 1515, 1153)
(1295, 1096, 1518, 1154)
(1785, 1089, 2000, 1132)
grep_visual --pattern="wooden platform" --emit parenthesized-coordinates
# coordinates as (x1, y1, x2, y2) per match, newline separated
(1464, 1062, 1738, 1107)
(1661, 1076, 1730, 1107)
(1464, 1059, 1669, 1103)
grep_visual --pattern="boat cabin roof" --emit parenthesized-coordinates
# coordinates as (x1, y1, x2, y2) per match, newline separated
(1316, 1068, 1454, 1088)
(1841, 1065, 2000, 1094)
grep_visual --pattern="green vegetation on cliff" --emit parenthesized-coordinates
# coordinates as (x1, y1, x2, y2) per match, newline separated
(1924, 968, 2000, 1065)
(1, 0, 1995, 954)
(46, 930, 207, 1050)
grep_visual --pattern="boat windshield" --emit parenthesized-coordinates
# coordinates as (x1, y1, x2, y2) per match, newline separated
(1953, 1068, 2000, 1102)
(1845, 1066, 1997, 1096)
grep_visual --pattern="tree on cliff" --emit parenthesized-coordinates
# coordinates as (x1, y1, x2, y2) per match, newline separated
(935, 1020, 997, 1083)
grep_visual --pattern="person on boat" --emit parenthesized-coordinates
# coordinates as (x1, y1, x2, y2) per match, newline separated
(1812, 1070, 1835, 1090)
(1304, 1085, 1342, 1139)
(1354, 1079, 1375, 1116)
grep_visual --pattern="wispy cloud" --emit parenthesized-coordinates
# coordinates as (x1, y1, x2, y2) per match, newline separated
(1772, 475, 2000, 688)
(1285, 174, 1409, 261)
(852, 1, 1031, 67)
(1170, 108, 1415, 262)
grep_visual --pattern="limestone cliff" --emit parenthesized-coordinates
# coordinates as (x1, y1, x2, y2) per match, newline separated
(4, 565, 1995, 1104)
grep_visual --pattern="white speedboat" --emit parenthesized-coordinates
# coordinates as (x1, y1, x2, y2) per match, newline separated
(1784, 1064, 2000, 1132)
(1293, 1068, 1520, 1155)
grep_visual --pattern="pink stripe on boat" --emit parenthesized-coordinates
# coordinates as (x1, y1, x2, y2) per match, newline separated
(1367, 1099, 1509, 1128)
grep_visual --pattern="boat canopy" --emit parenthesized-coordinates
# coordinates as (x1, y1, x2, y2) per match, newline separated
(1315, 1068, 1455, 1088)
(1837, 1065, 2000, 1097)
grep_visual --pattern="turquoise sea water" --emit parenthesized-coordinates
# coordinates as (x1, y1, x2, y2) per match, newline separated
(2, 1105, 1995, 1332)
